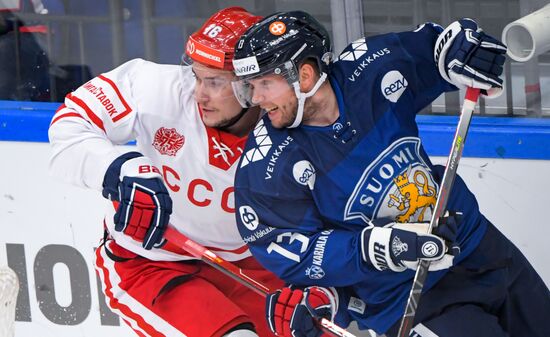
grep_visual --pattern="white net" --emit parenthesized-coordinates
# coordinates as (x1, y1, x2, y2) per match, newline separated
(0, 266, 19, 337)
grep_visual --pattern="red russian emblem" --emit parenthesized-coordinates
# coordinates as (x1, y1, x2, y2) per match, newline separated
(153, 127, 185, 156)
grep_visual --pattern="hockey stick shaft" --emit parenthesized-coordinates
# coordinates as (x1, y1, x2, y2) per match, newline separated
(164, 226, 358, 337)
(397, 87, 480, 337)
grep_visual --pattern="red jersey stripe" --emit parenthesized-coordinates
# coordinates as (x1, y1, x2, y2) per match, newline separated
(50, 112, 85, 126)
(98, 75, 133, 122)
(95, 246, 165, 337)
(67, 93, 106, 132)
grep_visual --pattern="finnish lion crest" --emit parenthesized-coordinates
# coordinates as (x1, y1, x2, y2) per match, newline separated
(344, 137, 437, 224)
(388, 166, 436, 223)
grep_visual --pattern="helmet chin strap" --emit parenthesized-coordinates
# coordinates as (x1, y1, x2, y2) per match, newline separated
(288, 72, 327, 128)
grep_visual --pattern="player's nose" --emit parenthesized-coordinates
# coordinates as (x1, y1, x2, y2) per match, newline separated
(251, 88, 265, 106)
(194, 83, 210, 103)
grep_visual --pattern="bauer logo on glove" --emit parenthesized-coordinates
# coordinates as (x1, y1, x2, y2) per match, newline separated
(102, 151, 173, 250)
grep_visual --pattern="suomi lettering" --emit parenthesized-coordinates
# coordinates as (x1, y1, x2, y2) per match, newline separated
(359, 148, 416, 206)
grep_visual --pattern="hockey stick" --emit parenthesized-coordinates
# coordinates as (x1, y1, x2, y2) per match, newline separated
(164, 226, 359, 337)
(396, 87, 480, 337)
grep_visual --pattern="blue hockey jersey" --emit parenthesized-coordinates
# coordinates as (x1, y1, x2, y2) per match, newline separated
(234, 23, 489, 334)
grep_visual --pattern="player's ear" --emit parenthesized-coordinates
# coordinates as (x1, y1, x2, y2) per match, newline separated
(298, 62, 318, 92)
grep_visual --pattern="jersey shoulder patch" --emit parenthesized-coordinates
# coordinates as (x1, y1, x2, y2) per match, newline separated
(238, 117, 311, 196)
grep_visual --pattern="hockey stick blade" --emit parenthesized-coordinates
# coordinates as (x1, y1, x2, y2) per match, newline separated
(397, 87, 480, 337)
(164, 226, 359, 337)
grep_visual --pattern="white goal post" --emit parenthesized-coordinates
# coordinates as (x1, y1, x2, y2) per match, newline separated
(0, 266, 19, 337)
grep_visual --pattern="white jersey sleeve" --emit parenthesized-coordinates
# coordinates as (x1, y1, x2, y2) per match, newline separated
(48, 58, 144, 190)
(49, 59, 252, 262)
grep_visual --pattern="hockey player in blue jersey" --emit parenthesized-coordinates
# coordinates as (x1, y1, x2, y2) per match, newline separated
(230, 10, 550, 337)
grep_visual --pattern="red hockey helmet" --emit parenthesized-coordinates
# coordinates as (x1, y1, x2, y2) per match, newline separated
(185, 7, 262, 71)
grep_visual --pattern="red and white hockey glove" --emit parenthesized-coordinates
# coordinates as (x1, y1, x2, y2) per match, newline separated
(102, 152, 172, 250)
(266, 286, 338, 337)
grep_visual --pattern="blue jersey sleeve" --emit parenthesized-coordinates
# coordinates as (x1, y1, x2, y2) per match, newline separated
(235, 148, 378, 288)
(394, 22, 457, 112)
(332, 22, 456, 123)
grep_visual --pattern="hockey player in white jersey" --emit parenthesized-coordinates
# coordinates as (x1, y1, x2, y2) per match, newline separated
(48, 7, 283, 337)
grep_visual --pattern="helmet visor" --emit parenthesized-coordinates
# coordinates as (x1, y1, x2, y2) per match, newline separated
(182, 54, 240, 103)
(231, 60, 298, 108)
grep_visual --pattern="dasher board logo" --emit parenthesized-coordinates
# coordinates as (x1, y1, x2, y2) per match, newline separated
(344, 137, 437, 224)
(152, 127, 185, 156)
(339, 38, 368, 61)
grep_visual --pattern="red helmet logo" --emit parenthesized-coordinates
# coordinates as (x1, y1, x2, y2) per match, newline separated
(269, 21, 286, 36)
(153, 127, 185, 156)
(186, 40, 195, 55)
(185, 7, 262, 70)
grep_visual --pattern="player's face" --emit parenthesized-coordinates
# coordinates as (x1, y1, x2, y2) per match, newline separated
(248, 74, 297, 128)
(192, 63, 243, 128)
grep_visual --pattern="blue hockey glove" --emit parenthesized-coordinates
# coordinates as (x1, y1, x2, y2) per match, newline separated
(266, 286, 338, 337)
(361, 212, 461, 272)
(102, 152, 172, 250)
(435, 18, 507, 98)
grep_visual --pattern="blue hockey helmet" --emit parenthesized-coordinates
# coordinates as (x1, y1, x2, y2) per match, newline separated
(231, 11, 333, 127)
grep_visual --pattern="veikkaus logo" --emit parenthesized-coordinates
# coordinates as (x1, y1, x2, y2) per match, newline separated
(381, 70, 408, 103)
(339, 38, 368, 61)
(240, 119, 272, 168)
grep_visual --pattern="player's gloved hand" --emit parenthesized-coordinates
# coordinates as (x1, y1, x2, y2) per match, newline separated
(102, 152, 172, 250)
(435, 18, 507, 98)
(361, 212, 461, 272)
(266, 286, 338, 337)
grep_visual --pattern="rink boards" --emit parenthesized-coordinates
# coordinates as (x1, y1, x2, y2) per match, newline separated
(1, 100, 549, 337)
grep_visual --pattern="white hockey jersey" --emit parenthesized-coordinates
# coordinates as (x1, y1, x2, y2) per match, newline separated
(49, 58, 251, 261)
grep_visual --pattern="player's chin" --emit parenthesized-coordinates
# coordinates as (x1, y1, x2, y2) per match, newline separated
(201, 115, 219, 128)
(266, 111, 287, 129)
(204, 116, 233, 129)
(270, 119, 292, 129)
